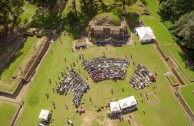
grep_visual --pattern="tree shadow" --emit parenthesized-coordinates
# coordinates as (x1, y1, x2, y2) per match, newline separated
(178, 51, 194, 71)
(0, 43, 24, 79)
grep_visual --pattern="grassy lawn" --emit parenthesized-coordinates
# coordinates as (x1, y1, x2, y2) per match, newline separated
(19, 1, 37, 24)
(0, 37, 38, 84)
(168, 75, 178, 86)
(181, 84, 194, 112)
(126, 5, 142, 13)
(0, 102, 18, 126)
(144, 0, 160, 20)
(167, 45, 194, 80)
(16, 32, 189, 126)
(141, 16, 174, 44)
(160, 45, 170, 58)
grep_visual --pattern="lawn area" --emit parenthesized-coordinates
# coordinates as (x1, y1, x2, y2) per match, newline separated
(16, 32, 190, 126)
(126, 5, 142, 13)
(144, 0, 160, 20)
(0, 37, 38, 84)
(0, 102, 18, 126)
(141, 16, 174, 44)
(181, 84, 194, 112)
(19, 1, 37, 24)
(167, 45, 194, 80)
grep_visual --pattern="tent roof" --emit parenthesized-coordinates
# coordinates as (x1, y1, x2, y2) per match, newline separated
(135, 27, 155, 41)
(110, 101, 121, 112)
(118, 96, 137, 109)
(39, 110, 50, 120)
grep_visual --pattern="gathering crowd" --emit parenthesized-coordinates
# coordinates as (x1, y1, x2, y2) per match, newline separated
(56, 69, 89, 107)
(130, 64, 156, 89)
(82, 56, 129, 82)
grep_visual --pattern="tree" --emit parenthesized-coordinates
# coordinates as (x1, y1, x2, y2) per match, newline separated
(175, 11, 194, 49)
(159, 0, 194, 22)
(0, 0, 24, 44)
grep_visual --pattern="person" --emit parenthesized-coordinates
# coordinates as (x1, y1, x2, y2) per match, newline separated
(89, 97, 92, 102)
(52, 101, 56, 109)
(45, 93, 49, 99)
(122, 87, 124, 92)
(143, 109, 145, 114)
(111, 89, 113, 95)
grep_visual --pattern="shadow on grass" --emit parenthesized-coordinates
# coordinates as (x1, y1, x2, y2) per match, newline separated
(178, 51, 194, 71)
(0, 46, 24, 80)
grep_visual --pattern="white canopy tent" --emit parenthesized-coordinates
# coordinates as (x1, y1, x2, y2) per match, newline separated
(110, 101, 121, 112)
(118, 96, 137, 109)
(39, 110, 50, 120)
(135, 27, 155, 43)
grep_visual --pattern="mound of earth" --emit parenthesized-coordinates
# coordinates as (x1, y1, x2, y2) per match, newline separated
(92, 13, 121, 26)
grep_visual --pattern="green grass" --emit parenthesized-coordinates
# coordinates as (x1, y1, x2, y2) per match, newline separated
(167, 45, 194, 80)
(103, 0, 115, 5)
(0, 37, 38, 84)
(126, 5, 142, 13)
(19, 1, 37, 24)
(141, 17, 174, 44)
(144, 0, 160, 20)
(181, 83, 194, 112)
(16, 32, 190, 126)
(160, 45, 170, 58)
(175, 68, 189, 84)
(168, 75, 178, 86)
(92, 119, 102, 126)
(0, 102, 18, 126)
(95, 13, 121, 24)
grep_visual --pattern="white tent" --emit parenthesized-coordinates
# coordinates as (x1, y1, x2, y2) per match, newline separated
(135, 27, 155, 43)
(38, 110, 50, 120)
(118, 96, 137, 109)
(110, 101, 121, 112)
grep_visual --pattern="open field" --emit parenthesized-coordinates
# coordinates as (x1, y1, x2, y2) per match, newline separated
(16, 32, 190, 126)
(0, 101, 18, 126)
(0, 0, 193, 126)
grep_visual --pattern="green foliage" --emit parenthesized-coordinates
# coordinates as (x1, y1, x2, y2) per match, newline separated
(163, 21, 174, 30)
(29, 0, 57, 10)
(175, 11, 194, 49)
(113, 7, 124, 17)
(0, 0, 24, 43)
(159, 0, 194, 22)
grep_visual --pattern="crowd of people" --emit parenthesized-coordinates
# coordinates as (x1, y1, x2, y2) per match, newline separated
(130, 64, 156, 89)
(56, 69, 89, 107)
(82, 56, 129, 82)
(95, 39, 125, 47)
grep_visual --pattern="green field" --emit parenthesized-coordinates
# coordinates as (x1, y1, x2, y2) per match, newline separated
(0, 0, 193, 126)
(16, 32, 190, 126)
(0, 102, 18, 126)
(0, 37, 38, 83)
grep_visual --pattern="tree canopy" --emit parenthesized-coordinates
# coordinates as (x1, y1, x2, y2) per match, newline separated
(175, 11, 194, 49)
